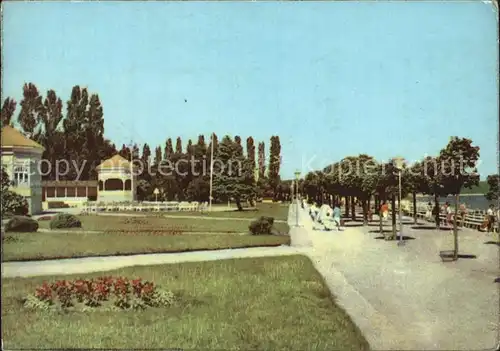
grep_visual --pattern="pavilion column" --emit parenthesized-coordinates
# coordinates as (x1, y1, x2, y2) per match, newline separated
(86, 186, 88, 198)
(64, 187, 67, 198)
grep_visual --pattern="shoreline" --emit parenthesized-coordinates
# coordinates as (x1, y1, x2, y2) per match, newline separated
(414, 193, 485, 198)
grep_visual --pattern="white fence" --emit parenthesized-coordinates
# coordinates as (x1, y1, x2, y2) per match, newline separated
(81, 201, 207, 214)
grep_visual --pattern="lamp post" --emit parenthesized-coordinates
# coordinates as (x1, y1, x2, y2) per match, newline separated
(294, 171, 301, 227)
(154, 188, 159, 202)
(393, 157, 405, 246)
(209, 132, 214, 212)
(128, 141, 135, 203)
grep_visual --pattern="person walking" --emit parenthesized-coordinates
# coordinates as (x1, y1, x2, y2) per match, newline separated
(425, 202, 433, 222)
(445, 202, 453, 227)
(380, 201, 389, 222)
(487, 204, 496, 233)
(332, 203, 342, 231)
(459, 203, 467, 227)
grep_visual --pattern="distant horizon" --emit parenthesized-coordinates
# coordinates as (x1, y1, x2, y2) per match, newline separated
(2, 1, 498, 179)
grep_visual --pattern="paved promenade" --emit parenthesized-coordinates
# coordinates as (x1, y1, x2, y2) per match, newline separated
(290, 202, 499, 350)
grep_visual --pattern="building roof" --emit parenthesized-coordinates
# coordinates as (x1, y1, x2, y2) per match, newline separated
(96, 154, 133, 170)
(1, 125, 44, 150)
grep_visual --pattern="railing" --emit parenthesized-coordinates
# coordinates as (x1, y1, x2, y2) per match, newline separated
(80, 201, 207, 214)
(402, 205, 498, 233)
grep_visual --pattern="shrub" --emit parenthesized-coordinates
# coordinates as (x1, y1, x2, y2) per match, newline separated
(50, 213, 82, 229)
(5, 215, 39, 232)
(249, 216, 275, 235)
(47, 201, 70, 209)
(1, 167, 29, 217)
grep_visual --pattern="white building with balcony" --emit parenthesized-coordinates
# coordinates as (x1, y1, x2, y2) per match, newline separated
(1, 125, 45, 214)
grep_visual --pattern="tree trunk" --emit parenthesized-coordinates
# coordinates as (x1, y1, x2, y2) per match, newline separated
(434, 194, 440, 229)
(453, 193, 459, 260)
(367, 196, 372, 222)
(391, 194, 397, 240)
(350, 196, 356, 221)
(345, 196, 350, 218)
(412, 191, 417, 224)
(362, 199, 368, 226)
(379, 197, 383, 234)
(235, 198, 243, 211)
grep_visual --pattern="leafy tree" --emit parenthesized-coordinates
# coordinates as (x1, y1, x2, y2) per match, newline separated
(438, 137, 480, 260)
(83, 93, 105, 179)
(1, 166, 29, 217)
(246, 136, 256, 172)
(303, 170, 326, 204)
(268, 136, 281, 198)
(37, 90, 64, 180)
(405, 162, 426, 224)
(140, 143, 152, 190)
(119, 144, 131, 160)
(17, 83, 44, 135)
(234, 136, 243, 157)
(213, 136, 257, 210)
(485, 174, 499, 201)
(1, 97, 17, 126)
(420, 156, 447, 228)
(164, 138, 174, 161)
(175, 137, 182, 154)
(258, 141, 266, 180)
(193, 135, 207, 176)
(186, 139, 193, 156)
(153, 146, 162, 166)
(141, 143, 151, 164)
(187, 177, 210, 201)
(337, 155, 379, 225)
(63, 86, 89, 180)
(207, 132, 219, 160)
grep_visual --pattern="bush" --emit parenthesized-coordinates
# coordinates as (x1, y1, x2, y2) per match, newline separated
(48, 201, 70, 209)
(50, 213, 82, 229)
(249, 216, 275, 235)
(5, 215, 39, 232)
(1, 167, 29, 217)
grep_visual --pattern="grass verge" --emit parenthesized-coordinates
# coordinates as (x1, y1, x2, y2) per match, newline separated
(37, 214, 289, 234)
(2, 255, 369, 350)
(2, 232, 290, 261)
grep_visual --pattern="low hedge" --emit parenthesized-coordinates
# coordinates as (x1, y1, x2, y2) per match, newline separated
(5, 216, 39, 232)
(50, 213, 82, 229)
(249, 216, 275, 235)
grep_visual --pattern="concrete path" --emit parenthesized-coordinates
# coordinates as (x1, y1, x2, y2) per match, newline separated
(292, 202, 499, 350)
(1, 246, 305, 278)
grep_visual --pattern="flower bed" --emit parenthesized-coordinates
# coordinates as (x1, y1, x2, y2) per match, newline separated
(104, 226, 187, 235)
(23, 276, 176, 312)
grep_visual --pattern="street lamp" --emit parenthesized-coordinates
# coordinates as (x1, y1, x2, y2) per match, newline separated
(294, 171, 301, 227)
(393, 157, 406, 246)
(209, 133, 214, 212)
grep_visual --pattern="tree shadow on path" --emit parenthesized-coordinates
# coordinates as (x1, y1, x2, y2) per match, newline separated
(374, 235, 416, 241)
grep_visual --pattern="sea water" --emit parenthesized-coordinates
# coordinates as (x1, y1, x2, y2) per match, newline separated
(417, 194, 497, 210)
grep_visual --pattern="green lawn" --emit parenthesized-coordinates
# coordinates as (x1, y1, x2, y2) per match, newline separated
(2, 232, 290, 261)
(37, 213, 289, 234)
(1, 255, 370, 350)
(4, 212, 290, 261)
(172, 202, 290, 221)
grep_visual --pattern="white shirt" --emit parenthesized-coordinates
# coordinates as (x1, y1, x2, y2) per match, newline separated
(446, 207, 452, 214)
(487, 208, 493, 216)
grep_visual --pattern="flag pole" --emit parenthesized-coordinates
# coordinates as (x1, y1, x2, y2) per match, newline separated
(209, 133, 214, 212)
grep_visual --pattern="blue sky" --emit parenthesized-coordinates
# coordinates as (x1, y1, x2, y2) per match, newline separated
(2, 1, 498, 179)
